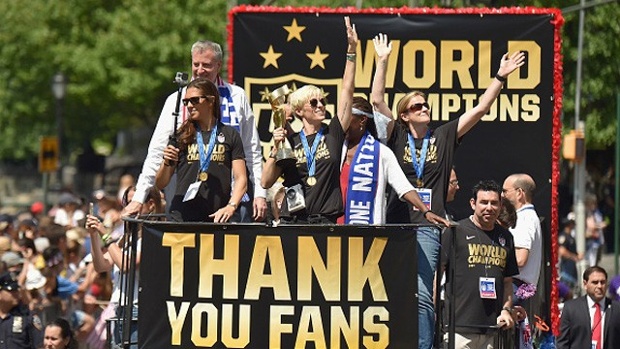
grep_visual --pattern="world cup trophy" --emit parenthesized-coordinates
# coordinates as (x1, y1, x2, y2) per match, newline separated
(268, 84, 296, 167)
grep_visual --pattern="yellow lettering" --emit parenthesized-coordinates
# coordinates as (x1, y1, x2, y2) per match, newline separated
(363, 307, 389, 349)
(162, 233, 195, 297)
(440, 41, 474, 89)
(330, 307, 360, 349)
(269, 305, 294, 348)
(348, 237, 387, 302)
(298, 236, 341, 301)
(191, 303, 217, 347)
(521, 94, 540, 121)
(166, 301, 190, 346)
(199, 234, 240, 299)
(295, 306, 327, 348)
(221, 304, 251, 347)
(402, 40, 436, 89)
(507, 41, 541, 89)
(244, 236, 291, 300)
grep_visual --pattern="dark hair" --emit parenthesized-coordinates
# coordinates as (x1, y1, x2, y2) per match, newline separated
(497, 197, 517, 229)
(17, 238, 36, 252)
(177, 78, 221, 150)
(583, 265, 607, 282)
(46, 317, 78, 349)
(121, 186, 163, 214)
(46, 224, 66, 246)
(351, 96, 378, 138)
(471, 180, 502, 201)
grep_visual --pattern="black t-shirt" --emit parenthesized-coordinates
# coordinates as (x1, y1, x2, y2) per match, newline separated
(386, 119, 460, 223)
(441, 218, 519, 332)
(170, 123, 245, 222)
(279, 117, 345, 218)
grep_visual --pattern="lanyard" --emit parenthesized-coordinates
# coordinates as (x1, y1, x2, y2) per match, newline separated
(407, 129, 431, 185)
(300, 126, 325, 178)
(196, 123, 219, 178)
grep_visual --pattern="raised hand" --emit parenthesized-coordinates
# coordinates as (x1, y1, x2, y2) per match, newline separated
(373, 33, 392, 60)
(497, 51, 526, 78)
(344, 16, 358, 53)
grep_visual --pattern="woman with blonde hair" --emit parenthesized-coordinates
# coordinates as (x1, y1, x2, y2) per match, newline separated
(262, 17, 357, 224)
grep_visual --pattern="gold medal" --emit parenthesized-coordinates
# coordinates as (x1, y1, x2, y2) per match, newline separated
(416, 179, 423, 187)
(307, 176, 317, 186)
(199, 172, 208, 181)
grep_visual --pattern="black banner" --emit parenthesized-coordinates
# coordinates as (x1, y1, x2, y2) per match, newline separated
(228, 9, 564, 331)
(228, 6, 562, 227)
(139, 223, 419, 348)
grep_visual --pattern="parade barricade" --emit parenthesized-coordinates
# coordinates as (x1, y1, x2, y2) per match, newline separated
(118, 218, 434, 349)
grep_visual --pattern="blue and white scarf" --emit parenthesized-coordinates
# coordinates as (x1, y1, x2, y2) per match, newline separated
(217, 77, 240, 132)
(345, 132, 380, 225)
(217, 77, 249, 202)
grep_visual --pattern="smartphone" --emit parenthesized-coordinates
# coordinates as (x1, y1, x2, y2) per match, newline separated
(89, 202, 94, 216)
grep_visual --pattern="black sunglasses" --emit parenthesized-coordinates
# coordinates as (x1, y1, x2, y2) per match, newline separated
(408, 102, 430, 112)
(182, 95, 207, 106)
(309, 98, 327, 108)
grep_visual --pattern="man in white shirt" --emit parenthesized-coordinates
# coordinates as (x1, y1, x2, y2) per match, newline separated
(123, 40, 266, 222)
(501, 173, 542, 290)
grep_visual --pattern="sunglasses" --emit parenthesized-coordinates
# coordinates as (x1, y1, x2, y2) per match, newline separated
(408, 102, 430, 112)
(309, 98, 327, 108)
(182, 95, 208, 106)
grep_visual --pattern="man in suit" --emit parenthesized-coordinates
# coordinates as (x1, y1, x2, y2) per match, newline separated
(557, 266, 620, 349)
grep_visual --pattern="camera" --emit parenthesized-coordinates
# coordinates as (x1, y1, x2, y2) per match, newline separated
(285, 184, 306, 213)
(173, 72, 189, 87)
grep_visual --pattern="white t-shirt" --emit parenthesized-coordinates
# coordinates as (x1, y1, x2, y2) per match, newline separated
(510, 204, 542, 284)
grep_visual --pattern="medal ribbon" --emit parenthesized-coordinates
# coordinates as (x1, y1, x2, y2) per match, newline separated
(195, 123, 219, 180)
(407, 129, 431, 186)
(300, 126, 325, 179)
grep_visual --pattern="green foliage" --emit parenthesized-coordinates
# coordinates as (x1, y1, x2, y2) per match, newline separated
(0, 0, 227, 160)
(0, 0, 617, 160)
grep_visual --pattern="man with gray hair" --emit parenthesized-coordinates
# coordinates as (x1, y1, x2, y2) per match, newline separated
(124, 40, 267, 222)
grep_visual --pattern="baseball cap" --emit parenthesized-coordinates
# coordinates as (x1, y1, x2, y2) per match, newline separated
(1, 252, 24, 268)
(30, 201, 44, 216)
(0, 214, 13, 231)
(0, 272, 19, 291)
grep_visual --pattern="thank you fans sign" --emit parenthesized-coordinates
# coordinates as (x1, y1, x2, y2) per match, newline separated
(139, 223, 419, 348)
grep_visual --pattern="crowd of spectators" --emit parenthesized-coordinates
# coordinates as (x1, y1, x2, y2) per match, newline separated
(0, 175, 137, 348)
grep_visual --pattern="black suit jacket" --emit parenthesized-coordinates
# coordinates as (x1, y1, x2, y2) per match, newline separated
(557, 296, 620, 349)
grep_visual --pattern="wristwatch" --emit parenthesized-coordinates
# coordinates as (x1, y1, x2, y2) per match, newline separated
(502, 306, 513, 314)
(227, 202, 238, 209)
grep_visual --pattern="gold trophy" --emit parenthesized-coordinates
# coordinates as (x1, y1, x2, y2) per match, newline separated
(268, 84, 296, 167)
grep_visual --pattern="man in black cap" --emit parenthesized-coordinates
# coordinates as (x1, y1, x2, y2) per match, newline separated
(0, 272, 42, 348)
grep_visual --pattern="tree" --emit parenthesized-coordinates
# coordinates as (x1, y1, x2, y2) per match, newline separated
(0, 0, 227, 160)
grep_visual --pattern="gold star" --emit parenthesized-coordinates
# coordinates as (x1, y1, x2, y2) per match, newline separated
(306, 46, 329, 69)
(259, 87, 271, 102)
(283, 19, 306, 42)
(259, 45, 282, 69)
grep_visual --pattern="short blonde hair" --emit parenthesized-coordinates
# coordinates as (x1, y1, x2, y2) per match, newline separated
(288, 85, 322, 112)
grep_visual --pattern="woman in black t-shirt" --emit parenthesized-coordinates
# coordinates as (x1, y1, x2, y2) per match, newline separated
(369, 33, 526, 349)
(156, 78, 247, 223)
(261, 17, 357, 224)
